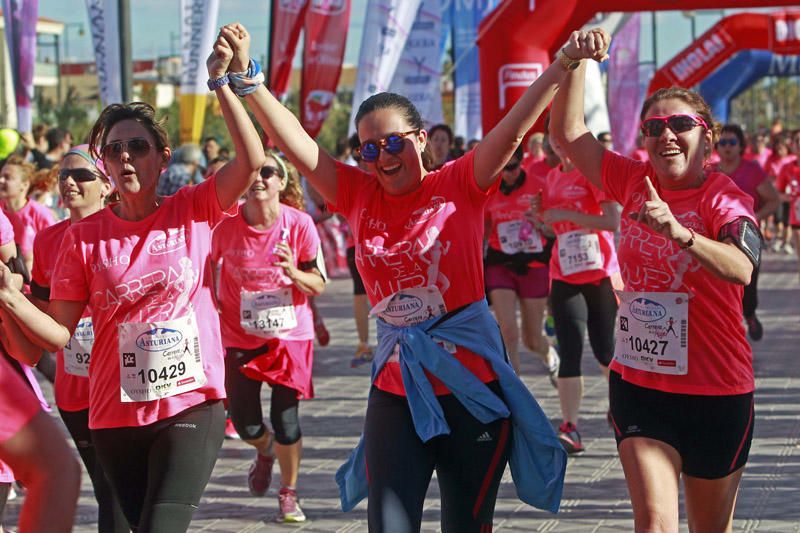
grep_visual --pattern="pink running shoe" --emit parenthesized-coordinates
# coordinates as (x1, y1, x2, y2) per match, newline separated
(248, 452, 275, 497)
(277, 487, 306, 523)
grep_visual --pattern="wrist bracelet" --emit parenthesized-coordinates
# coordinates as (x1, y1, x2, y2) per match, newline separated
(229, 59, 264, 97)
(207, 74, 230, 92)
(678, 228, 696, 249)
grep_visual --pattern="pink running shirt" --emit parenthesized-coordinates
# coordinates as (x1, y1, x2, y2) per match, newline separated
(0, 354, 41, 485)
(602, 150, 756, 396)
(3, 199, 56, 259)
(211, 204, 320, 348)
(777, 162, 800, 226)
(710, 160, 767, 210)
(0, 209, 13, 247)
(51, 178, 233, 429)
(31, 220, 90, 412)
(329, 151, 497, 396)
(542, 165, 619, 284)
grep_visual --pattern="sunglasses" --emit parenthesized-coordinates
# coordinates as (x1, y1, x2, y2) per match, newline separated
(101, 138, 152, 160)
(503, 161, 521, 171)
(259, 166, 284, 179)
(640, 114, 709, 138)
(356, 130, 418, 163)
(58, 168, 101, 183)
(717, 138, 739, 147)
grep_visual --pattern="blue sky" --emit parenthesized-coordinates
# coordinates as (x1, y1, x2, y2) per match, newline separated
(38, 2, 776, 68)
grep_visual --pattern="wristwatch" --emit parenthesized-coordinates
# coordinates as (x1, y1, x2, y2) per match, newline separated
(207, 74, 230, 91)
(557, 48, 581, 71)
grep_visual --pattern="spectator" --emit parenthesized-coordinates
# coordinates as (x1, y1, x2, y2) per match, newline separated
(203, 136, 221, 163)
(31, 128, 72, 170)
(157, 143, 205, 196)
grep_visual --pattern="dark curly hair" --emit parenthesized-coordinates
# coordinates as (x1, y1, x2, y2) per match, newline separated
(88, 102, 170, 159)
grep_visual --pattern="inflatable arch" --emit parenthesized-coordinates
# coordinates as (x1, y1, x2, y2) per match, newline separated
(477, 1, 800, 133)
(699, 50, 800, 123)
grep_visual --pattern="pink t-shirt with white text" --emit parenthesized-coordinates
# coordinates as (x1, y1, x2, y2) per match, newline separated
(3, 199, 55, 259)
(776, 163, 800, 226)
(32, 219, 91, 412)
(602, 151, 756, 396)
(330, 151, 497, 395)
(51, 178, 232, 429)
(765, 154, 795, 178)
(543, 165, 619, 284)
(211, 204, 319, 348)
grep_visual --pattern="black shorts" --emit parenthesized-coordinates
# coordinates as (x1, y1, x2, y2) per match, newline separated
(346, 246, 366, 295)
(608, 371, 754, 480)
(776, 201, 790, 225)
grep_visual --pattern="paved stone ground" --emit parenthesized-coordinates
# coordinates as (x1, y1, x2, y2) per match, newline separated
(4, 253, 799, 532)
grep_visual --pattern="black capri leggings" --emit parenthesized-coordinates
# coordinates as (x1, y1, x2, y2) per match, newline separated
(364, 382, 511, 533)
(59, 408, 129, 533)
(91, 400, 225, 533)
(225, 346, 302, 444)
(551, 277, 617, 378)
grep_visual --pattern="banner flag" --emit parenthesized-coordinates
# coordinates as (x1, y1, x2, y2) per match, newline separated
(348, 0, 421, 135)
(85, 0, 122, 106)
(2, 0, 38, 133)
(269, 0, 309, 100)
(178, 0, 220, 144)
(300, 0, 351, 138)
(388, 0, 444, 127)
(608, 13, 641, 158)
(452, 0, 498, 141)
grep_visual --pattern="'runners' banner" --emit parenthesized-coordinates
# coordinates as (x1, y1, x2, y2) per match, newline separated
(85, 0, 123, 106)
(2, 0, 38, 132)
(178, 0, 220, 144)
(608, 13, 641, 158)
(451, 0, 498, 141)
(269, 0, 310, 100)
(348, 0, 422, 135)
(300, 0, 351, 137)
(389, 0, 444, 128)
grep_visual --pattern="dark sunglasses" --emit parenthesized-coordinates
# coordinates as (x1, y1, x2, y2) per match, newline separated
(356, 130, 418, 163)
(58, 168, 101, 183)
(640, 114, 709, 138)
(101, 138, 152, 160)
(503, 161, 521, 171)
(717, 138, 739, 147)
(259, 166, 284, 179)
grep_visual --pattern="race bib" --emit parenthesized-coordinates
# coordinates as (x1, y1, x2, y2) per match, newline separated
(614, 291, 688, 375)
(118, 312, 206, 402)
(497, 219, 543, 254)
(371, 286, 448, 327)
(240, 287, 298, 338)
(63, 317, 94, 378)
(558, 230, 603, 276)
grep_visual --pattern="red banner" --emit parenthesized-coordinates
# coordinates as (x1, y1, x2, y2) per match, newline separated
(269, 0, 310, 99)
(649, 12, 800, 94)
(300, 0, 351, 138)
(477, 0, 800, 134)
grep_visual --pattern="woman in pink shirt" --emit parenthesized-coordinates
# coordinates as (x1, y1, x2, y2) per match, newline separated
(552, 53, 760, 530)
(0, 33, 265, 532)
(212, 151, 324, 522)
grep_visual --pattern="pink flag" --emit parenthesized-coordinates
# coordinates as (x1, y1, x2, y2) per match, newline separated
(269, 0, 309, 99)
(608, 14, 642, 158)
(3, 0, 38, 132)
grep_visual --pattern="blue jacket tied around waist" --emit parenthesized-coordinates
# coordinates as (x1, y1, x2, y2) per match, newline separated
(335, 299, 566, 513)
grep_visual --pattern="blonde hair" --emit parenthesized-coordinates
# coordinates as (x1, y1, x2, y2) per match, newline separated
(265, 149, 305, 211)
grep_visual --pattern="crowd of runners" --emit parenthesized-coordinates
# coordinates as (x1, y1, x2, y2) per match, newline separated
(0, 21, 793, 533)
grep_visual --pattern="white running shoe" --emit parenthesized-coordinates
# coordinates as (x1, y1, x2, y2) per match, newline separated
(277, 487, 306, 523)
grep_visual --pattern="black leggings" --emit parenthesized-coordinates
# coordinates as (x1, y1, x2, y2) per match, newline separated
(91, 400, 225, 533)
(743, 264, 759, 319)
(551, 278, 617, 378)
(225, 346, 301, 444)
(59, 408, 129, 533)
(364, 383, 511, 533)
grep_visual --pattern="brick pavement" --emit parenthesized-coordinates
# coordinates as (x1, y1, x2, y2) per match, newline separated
(4, 254, 799, 532)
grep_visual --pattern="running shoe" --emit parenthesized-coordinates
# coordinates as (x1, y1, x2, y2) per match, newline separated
(771, 240, 783, 253)
(350, 343, 374, 368)
(224, 417, 240, 440)
(557, 421, 585, 454)
(784, 242, 795, 255)
(746, 315, 763, 341)
(314, 318, 330, 346)
(545, 347, 560, 389)
(277, 487, 306, 523)
(248, 452, 275, 497)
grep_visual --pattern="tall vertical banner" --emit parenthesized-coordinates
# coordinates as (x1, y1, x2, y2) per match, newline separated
(85, 0, 122, 106)
(300, 0, 351, 138)
(269, 0, 309, 100)
(2, 0, 38, 132)
(178, 0, 220, 144)
(451, 0, 498, 141)
(388, 0, 444, 127)
(608, 13, 641, 157)
(348, 0, 422, 135)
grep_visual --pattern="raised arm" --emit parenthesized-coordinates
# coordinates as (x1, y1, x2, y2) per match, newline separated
(549, 30, 610, 190)
(221, 24, 339, 204)
(474, 29, 610, 191)
(207, 32, 266, 210)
